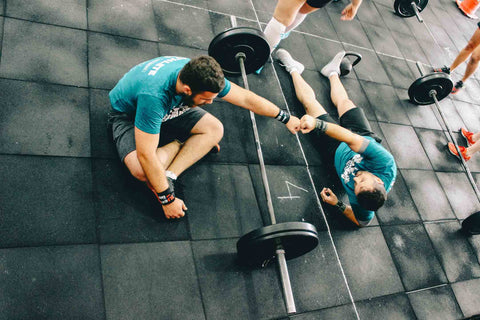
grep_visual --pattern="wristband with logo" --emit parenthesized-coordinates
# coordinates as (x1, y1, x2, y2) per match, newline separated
(156, 187, 175, 205)
(275, 109, 290, 124)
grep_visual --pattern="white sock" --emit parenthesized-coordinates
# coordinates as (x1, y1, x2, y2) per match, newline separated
(165, 170, 177, 180)
(329, 71, 338, 78)
(263, 17, 286, 52)
(285, 13, 307, 33)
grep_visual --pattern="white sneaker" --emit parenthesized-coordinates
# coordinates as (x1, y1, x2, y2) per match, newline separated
(321, 51, 346, 78)
(275, 49, 305, 74)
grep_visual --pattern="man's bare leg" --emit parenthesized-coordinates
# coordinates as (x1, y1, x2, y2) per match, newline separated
(461, 45, 480, 82)
(166, 113, 223, 177)
(291, 71, 327, 117)
(328, 74, 357, 117)
(124, 140, 183, 182)
(450, 28, 480, 72)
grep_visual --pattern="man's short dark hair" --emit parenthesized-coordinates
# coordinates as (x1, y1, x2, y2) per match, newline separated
(179, 55, 225, 94)
(357, 181, 387, 211)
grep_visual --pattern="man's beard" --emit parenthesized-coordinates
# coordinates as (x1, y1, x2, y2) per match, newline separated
(182, 93, 200, 107)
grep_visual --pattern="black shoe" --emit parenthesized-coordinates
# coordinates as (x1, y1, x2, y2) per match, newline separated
(451, 81, 464, 94)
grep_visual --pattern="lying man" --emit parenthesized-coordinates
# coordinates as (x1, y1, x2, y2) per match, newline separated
(276, 49, 396, 226)
(109, 55, 300, 220)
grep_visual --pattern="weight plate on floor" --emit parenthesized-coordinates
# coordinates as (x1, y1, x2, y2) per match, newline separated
(408, 72, 453, 105)
(208, 27, 270, 75)
(237, 222, 319, 267)
(394, 0, 428, 17)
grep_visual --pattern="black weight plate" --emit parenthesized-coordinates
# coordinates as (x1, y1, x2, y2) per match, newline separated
(237, 222, 319, 267)
(394, 0, 428, 17)
(462, 211, 480, 235)
(408, 73, 453, 105)
(208, 27, 270, 75)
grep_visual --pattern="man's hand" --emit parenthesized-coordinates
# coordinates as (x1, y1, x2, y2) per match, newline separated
(286, 115, 301, 133)
(300, 115, 317, 134)
(162, 198, 187, 219)
(320, 187, 339, 206)
(341, 3, 360, 20)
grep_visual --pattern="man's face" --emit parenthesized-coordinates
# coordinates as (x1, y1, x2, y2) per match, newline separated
(183, 91, 218, 107)
(353, 171, 376, 195)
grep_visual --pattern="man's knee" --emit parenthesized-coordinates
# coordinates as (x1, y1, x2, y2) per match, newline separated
(124, 151, 147, 182)
(194, 114, 224, 142)
(337, 99, 357, 116)
(470, 51, 480, 64)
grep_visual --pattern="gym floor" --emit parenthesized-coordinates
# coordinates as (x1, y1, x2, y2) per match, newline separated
(0, 0, 480, 319)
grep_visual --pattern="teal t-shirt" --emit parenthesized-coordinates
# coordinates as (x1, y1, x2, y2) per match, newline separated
(109, 56, 231, 134)
(334, 137, 396, 221)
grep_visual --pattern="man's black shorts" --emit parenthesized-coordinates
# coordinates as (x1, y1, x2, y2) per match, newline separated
(308, 107, 382, 162)
(307, 0, 333, 8)
(109, 107, 207, 162)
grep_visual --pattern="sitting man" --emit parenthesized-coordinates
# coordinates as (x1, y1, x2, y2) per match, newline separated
(276, 49, 396, 226)
(109, 55, 300, 220)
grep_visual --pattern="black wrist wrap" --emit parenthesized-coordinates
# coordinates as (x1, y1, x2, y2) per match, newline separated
(156, 187, 175, 205)
(275, 109, 290, 124)
(335, 200, 347, 212)
(315, 119, 328, 133)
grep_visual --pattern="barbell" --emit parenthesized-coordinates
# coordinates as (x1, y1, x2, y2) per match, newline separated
(208, 23, 319, 315)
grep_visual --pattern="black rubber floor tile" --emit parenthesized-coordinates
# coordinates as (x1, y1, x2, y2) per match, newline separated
(356, 293, 416, 319)
(375, 3, 412, 36)
(254, 114, 307, 166)
(88, 32, 159, 90)
(408, 285, 463, 320)
(419, 40, 451, 67)
(158, 41, 207, 58)
(415, 128, 463, 171)
(405, 19, 433, 43)
(0, 0, 4, 15)
(89, 88, 118, 159)
(465, 79, 480, 102)
(6, 0, 86, 29)
(164, 0, 207, 7)
(434, 98, 467, 133)
(290, 304, 357, 320)
(394, 88, 443, 130)
(332, 227, 404, 300)
(373, 0, 393, 7)
(207, 0, 256, 20)
(361, 81, 411, 124)
(363, 22, 402, 57)
(450, 84, 476, 105)
(401, 169, 455, 221)
(379, 123, 431, 169)
(356, 0, 384, 27)
(419, 5, 443, 26)
(249, 165, 327, 231)
(378, 54, 415, 90)
(93, 159, 189, 244)
(345, 45, 391, 85)
(296, 8, 339, 42)
(276, 33, 316, 71)
(0, 79, 90, 157)
(288, 232, 356, 312)
(209, 11, 258, 36)
(88, 0, 158, 41)
(391, 30, 429, 62)
(382, 224, 447, 291)
(192, 238, 284, 320)
(428, 24, 458, 54)
(454, 100, 480, 133)
(468, 233, 480, 265)
(341, 77, 376, 121)
(328, 12, 373, 50)
(101, 242, 204, 320)
(376, 170, 422, 225)
(181, 163, 263, 240)
(436, 172, 480, 220)
(152, 1, 214, 50)
(451, 278, 480, 318)
(0, 18, 87, 86)
(425, 221, 480, 283)
(305, 36, 344, 78)
(0, 245, 104, 320)
(0, 155, 96, 248)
